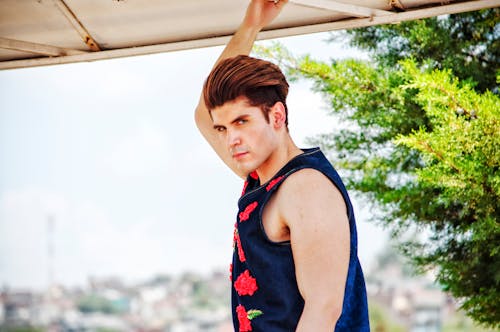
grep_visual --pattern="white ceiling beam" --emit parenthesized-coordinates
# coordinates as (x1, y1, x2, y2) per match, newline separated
(0, 37, 86, 56)
(52, 0, 101, 51)
(290, 0, 393, 17)
(1, 0, 498, 70)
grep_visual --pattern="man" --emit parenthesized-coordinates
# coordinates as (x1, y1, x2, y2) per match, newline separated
(195, 0, 369, 331)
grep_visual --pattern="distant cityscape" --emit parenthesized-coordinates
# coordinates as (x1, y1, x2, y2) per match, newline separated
(1, 245, 492, 332)
(1, 270, 232, 332)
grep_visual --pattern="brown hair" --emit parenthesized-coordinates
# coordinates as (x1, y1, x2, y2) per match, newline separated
(203, 55, 289, 126)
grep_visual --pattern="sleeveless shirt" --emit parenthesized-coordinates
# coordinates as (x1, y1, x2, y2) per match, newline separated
(230, 147, 370, 331)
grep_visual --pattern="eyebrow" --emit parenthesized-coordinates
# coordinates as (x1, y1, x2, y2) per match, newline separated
(212, 114, 250, 130)
(231, 114, 250, 124)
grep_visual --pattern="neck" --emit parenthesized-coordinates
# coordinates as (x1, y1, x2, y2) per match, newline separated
(256, 136, 302, 184)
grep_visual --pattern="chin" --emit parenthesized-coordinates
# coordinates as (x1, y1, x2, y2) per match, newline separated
(238, 162, 258, 175)
(239, 166, 254, 175)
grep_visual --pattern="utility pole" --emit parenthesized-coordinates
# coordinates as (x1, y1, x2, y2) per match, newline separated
(47, 215, 55, 288)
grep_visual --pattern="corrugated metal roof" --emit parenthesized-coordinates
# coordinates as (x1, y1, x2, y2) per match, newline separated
(1, 0, 498, 70)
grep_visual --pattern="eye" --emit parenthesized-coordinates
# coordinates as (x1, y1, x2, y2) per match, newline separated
(215, 126, 226, 133)
(237, 119, 247, 125)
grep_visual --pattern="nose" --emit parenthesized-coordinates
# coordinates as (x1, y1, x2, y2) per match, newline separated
(227, 129, 241, 148)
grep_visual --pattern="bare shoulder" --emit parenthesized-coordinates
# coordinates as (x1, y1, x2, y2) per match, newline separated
(277, 168, 346, 214)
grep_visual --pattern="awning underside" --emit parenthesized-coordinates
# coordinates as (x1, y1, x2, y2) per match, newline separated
(0, 0, 498, 69)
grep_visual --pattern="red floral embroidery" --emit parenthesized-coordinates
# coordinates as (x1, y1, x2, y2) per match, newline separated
(241, 180, 249, 196)
(233, 227, 237, 249)
(236, 305, 263, 332)
(249, 171, 259, 180)
(239, 201, 258, 222)
(234, 230, 246, 262)
(266, 175, 285, 191)
(234, 270, 258, 296)
(236, 305, 252, 332)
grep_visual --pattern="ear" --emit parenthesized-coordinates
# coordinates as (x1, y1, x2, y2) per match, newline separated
(270, 102, 287, 129)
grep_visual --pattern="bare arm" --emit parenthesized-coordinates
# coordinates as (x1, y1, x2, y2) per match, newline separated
(194, 0, 288, 179)
(279, 169, 350, 331)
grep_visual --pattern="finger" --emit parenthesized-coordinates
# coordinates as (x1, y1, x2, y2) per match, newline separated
(275, 0, 288, 8)
(267, 0, 288, 6)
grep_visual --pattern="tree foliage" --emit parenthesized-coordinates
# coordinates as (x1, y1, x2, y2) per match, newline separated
(77, 294, 121, 314)
(395, 61, 499, 326)
(254, 8, 499, 327)
(344, 9, 499, 93)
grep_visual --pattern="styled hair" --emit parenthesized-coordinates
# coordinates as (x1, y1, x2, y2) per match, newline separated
(203, 55, 289, 126)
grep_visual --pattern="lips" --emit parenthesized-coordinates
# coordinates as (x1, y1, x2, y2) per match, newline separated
(232, 151, 248, 159)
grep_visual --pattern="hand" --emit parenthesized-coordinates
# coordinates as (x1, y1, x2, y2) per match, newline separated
(242, 0, 288, 32)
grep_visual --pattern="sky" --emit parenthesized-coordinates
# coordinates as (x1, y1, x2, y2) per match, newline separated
(0, 31, 389, 290)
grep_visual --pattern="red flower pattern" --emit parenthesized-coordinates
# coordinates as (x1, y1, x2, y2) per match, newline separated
(234, 230, 246, 262)
(241, 180, 249, 196)
(266, 175, 285, 191)
(233, 175, 264, 330)
(233, 227, 237, 249)
(234, 270, 258, 296)
(236, 305, 263, 332)
(239, 201, 258, 222)
(236, 305, 252, 332)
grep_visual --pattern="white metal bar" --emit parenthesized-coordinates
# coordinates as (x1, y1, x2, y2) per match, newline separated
(52, 0, 101, 51)
(0, 37, 86, 56)
(1, 0, 498, 70)
(290, 0, 392, 17)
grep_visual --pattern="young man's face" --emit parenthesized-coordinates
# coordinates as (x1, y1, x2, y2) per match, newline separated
(211, 96, 280, 175)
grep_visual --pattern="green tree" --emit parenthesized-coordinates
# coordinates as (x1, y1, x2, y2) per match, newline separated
(254, 8, 499, 328)
(344, 9, 499, 93)
(368, 301, 406, 332)
(394, 61, 499, 326)
(77, 294, 120, 314)
(0, 327, 43, 332)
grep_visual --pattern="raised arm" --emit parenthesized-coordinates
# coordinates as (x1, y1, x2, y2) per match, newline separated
(194, 0, 288, 179)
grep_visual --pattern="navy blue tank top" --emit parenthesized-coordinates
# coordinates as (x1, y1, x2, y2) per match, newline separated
(230, 148, 370, 331)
